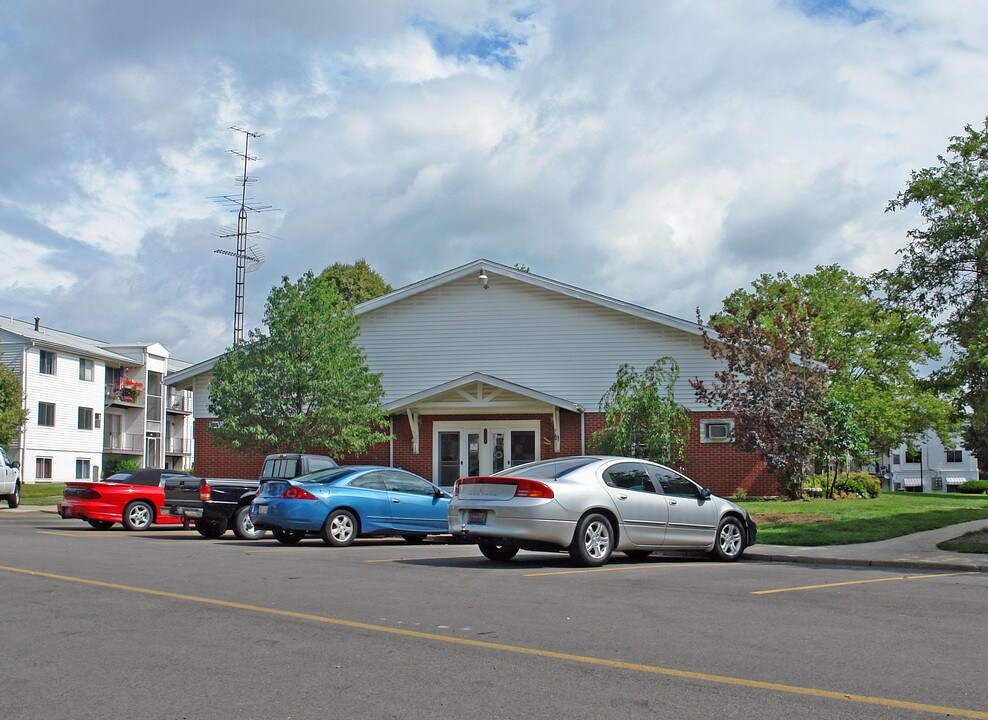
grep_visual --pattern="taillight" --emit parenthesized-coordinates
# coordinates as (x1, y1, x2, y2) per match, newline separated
(199, 480, 211, 502)
(455, 477, 554, 499)
(66, 488, 100, 500)
(281, 485, 318, 500)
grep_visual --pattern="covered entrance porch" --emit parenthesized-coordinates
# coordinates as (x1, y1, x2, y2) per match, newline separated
(386, 373, 584, 488)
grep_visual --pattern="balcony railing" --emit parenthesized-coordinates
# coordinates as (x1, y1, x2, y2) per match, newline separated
(104, 432, 143, 452)
(166, 437, 192, 455)
(105, 383, 145, 406)
(166, 392, 193, 413)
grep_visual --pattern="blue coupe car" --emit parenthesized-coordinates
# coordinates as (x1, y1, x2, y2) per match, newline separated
(250, 466, 451, 546)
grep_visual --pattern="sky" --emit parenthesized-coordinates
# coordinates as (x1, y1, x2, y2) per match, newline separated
(2, 0, 987, 363)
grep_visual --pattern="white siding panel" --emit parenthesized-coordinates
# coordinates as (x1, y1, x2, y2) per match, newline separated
(358, 276, 723, 411)
(194, 375, 215, 418)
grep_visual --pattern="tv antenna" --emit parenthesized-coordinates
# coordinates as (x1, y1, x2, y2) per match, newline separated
(211, 126, 276, 345)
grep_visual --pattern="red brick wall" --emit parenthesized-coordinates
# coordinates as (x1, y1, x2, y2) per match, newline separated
(194, 411, 780, 495)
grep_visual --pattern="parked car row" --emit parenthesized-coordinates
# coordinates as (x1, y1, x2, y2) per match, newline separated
(55, 455, 757, 567)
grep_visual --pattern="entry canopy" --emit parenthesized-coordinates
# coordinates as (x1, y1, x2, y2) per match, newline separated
(385, 372, 583, 415)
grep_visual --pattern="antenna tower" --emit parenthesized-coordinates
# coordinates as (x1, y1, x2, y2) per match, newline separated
(212, 127, 274, 345)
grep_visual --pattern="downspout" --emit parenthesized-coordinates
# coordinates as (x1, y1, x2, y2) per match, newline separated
(389, 416, 394, 468)
(578, 405, 585, 455)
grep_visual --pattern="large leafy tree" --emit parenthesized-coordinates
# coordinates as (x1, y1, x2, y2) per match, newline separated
(319, 258, 392, 305)
(0, 364, 28, 446)
(208, 271, 390, 456)
(691, 287, 828, 499)
(590, 357, 690, 466)
(881, 118, 988, 468)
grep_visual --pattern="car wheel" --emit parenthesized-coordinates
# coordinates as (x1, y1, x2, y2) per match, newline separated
(122, 500, 154, 531)
(195, 518, 228, 539)
(478, 540, 519, 562)
(401, 534, 426, 544)
(87, 520, 114, 530)
(232, 505, 266, 540)
(272, 528, 306, 545)
(7, 482, 20, 509)
(710, 516, 746, 562)
(321, 509, 357, 547)
(624, 549, 652, 561)
(569, 513, 614, 567)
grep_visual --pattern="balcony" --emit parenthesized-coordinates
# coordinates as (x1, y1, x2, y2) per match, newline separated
(166, 437, 192, 455)
(106, 381, 145, 407)
(166, 391, 193, 414)
(104, 432, 143, 453)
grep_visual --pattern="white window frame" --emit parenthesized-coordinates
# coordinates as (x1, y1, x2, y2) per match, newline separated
(79, 358, 94, 382)
(75, 458, 91, 480)
(700, 419, 735, 444)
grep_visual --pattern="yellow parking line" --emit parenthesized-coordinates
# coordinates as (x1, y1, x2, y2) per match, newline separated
(2, 564, 982, 719)
(753, 571, 977, 595)
(37, 530, 111, 538)
(365, 555, 480, 563)
(524, 562, 730, 577)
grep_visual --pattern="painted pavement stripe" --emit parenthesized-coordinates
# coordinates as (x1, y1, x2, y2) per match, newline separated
(753, 571, 977, 595)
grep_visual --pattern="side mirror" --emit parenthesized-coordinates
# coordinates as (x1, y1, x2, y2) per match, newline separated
(699, 488, 712, 501)
(10, 460, 19, 469)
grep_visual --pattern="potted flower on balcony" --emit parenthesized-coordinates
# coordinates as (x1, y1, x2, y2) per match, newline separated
(120, 379, 144, 403)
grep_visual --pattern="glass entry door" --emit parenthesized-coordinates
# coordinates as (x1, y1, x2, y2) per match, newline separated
(434, 423, 540, 487)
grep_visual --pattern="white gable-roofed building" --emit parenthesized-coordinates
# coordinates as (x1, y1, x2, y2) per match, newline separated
(0, 317, 194, 481)
(167, 260, 777, 496)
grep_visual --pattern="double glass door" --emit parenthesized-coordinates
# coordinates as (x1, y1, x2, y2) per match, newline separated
(436, 424, 538, 487)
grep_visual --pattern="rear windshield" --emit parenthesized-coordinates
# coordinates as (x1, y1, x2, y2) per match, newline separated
(105, 472, 134, 483)
(298, 467, 354, 484)
(494, 457, 598, 480)
(261, 458, 299, 479)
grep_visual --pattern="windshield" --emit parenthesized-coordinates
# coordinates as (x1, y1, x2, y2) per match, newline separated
(493, 457, 598, 480)
(298, 467, 355, 484)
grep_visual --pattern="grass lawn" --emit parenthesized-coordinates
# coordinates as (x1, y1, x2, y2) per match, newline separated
(21, 482, 66, 506)
(937, 529, 988, 554)
(740, 492, 988, 546)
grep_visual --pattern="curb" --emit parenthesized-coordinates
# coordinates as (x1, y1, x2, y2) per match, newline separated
(744, 551, 988, 573)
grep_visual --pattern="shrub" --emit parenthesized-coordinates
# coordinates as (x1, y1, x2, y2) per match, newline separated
(806, 471, 880, 499)
(957, 480, 988, 494)
(730, 487, 748, 501)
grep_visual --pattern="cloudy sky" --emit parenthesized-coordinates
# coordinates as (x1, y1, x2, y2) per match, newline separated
(2, 0, 986, 362)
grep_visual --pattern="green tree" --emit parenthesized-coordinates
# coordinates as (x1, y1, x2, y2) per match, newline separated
(881, 118, 988, 466)
(0, 364, 27, 446)
(208, 272, 391, 456)
(590, 358, 690, 466)
(817, 391, 867, 499)
(318, 258, 392, 304)
(736, 266, 954, 458)
(691, 287, 829, 499)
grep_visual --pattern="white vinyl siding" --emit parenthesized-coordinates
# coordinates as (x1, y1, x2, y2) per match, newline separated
(358, 275, 722, 411)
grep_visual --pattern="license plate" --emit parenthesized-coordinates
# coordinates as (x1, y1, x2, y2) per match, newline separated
(468, 510, 487, 525)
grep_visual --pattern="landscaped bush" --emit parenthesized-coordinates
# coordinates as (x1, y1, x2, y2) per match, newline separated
(957, 480, 988, 494)
(803, 471, 880, 498)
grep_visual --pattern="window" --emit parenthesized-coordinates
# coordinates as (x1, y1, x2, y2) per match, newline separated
(79, 358, 94, 382)
(349, 473, 387, 491)
(78, 407, 94, 430)
(75, 459, 91, 480)
(700, 419, 734, 443)
(38, 402, 55, 427)
(36, 457, 52, 480)
(946, 449, 963, 463)
(905, 449, 922, 464)
(382, 470, 435, 496)
(891, 453, 901, 465)
(648, 466, 700, 498)
(39, 350, 56, 375)
(603, 463, 655, 493)
(95, 413, 101, 429)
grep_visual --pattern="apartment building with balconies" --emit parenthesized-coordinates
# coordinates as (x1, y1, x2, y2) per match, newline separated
(0, 316, 194, 482)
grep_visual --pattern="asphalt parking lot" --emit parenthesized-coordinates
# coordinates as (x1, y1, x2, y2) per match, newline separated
(2, 512, 986, 720)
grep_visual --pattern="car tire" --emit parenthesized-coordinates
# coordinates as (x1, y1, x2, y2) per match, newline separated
(321, 509, 357, 547)
(232, 505, 266, 541)
(195, 518, 228, 539)
(569, 513, 614, 567)
(401, 534, 427, 544)
(272, 528, 306, 545)
(87, 520, 114, 530)
(710, 516, 746, 562)
(7, 482, 20, 509)
(624, 549, 652, 561)
(478, 540, 519, 562)
(122, 500, 154, 531)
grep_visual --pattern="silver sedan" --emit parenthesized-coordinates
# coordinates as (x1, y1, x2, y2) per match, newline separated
(448, 456, 757, 567)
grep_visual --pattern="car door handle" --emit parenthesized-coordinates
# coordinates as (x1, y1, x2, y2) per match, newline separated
(669, 499, 678, 505)
(391, 498, 400, 503)
(617, 494, 628, 500)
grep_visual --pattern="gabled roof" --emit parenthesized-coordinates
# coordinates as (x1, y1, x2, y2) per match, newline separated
(163, 353, 223, 387)
(0, 316, 139, 365)
(385, 372, 583, 413)
(356, 258, 702, 336)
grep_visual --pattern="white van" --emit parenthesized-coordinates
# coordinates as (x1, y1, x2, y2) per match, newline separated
(0, 448, 21, 508)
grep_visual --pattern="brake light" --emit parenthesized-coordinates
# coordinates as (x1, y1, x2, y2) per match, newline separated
(281, 485, 317, 500)
(66, 488, 100, 500)
(199, 480, 211, 502)
(454, 477, 554, 499)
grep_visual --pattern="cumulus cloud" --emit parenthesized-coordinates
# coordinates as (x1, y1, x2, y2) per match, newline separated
(2, 0, 988, 359)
